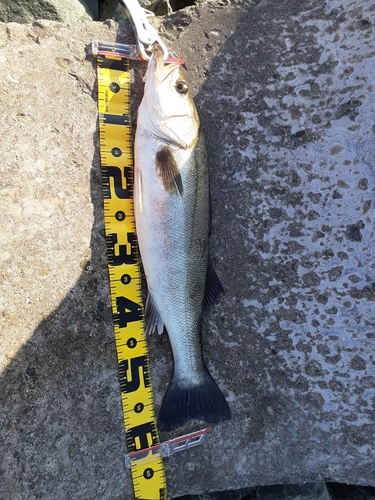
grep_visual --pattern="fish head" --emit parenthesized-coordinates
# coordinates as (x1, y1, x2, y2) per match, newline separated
(141, 45, 200, 149)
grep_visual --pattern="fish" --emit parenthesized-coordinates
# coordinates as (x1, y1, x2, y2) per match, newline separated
(134, 45, 231, 432)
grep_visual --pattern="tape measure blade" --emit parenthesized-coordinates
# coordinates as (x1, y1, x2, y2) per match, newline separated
(96, 53, 166, 500)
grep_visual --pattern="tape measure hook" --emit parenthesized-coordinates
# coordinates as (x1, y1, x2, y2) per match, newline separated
(125, 428, 212, 469)
(163, 427, 212, 457)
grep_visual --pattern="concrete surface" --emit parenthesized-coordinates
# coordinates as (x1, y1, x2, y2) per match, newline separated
(0, 0, 374, 498)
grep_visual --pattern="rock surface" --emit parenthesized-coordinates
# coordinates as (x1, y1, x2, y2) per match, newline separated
(327, 483, 375, 500)
(176, 482, 332, 500)
(0, 0, 97, 23)
(0, 0, 375, 498)
(176, 482, 375, 499)
(99, 0, 128, 22)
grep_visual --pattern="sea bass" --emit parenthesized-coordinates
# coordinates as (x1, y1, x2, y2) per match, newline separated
(134, 45, 231, 432)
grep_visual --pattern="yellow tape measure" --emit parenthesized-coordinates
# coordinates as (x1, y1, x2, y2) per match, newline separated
(96, 52, 167, 500)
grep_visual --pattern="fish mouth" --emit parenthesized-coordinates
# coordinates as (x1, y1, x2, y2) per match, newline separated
(151, 44, 180, 82)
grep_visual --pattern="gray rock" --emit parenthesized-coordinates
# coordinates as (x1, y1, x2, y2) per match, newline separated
(0, 0, 375, 498)
(250, 483, 332, 500)
(327, 483, 375, 500)
(99, 0, 197, 19)
(0, 0, 97, 23)
(99, 0, 129, 22)
(176, 483, 332, 499)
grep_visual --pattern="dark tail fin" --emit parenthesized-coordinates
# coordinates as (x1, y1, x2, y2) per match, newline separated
(157, 369, 231, 432)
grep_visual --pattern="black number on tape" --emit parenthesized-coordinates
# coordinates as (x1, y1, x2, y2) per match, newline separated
(98, 56, 128, 72)
(103, 113, 130, 126)
(119, 356, 150, 393)
(106, 233, 137, 266)
(102, 166, 132, 199)
(126, 422, 158, 452)
(114, 296, 142, 327)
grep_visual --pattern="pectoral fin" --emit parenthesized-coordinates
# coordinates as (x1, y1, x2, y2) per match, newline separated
(155, 146, 183, 196)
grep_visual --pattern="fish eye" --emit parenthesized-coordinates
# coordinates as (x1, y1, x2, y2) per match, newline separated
(175, 81, 188, 94)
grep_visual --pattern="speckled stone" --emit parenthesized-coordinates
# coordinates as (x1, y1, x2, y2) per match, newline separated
(0, 0, 96, 23)
(0, 0, 374, 498)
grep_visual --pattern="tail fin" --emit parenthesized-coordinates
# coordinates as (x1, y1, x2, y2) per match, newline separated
(157, 369, 231, 432)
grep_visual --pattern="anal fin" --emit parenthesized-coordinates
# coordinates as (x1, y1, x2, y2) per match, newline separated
(203, 259, 224, 316)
